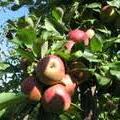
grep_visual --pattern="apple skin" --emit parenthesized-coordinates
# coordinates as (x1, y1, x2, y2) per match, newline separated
(100, 5, 117, 23)
(61, 74, 76, 96)
(42, 84, 71, 113)
(65, 40, 75, 53)
(86, 29, 95, 39)
(21, 76, 42, 101)
(36, 55, 65, 85)
(68, 29, 89, 45)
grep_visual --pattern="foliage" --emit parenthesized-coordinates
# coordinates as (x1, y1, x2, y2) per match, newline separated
(0, 0, 120, 120)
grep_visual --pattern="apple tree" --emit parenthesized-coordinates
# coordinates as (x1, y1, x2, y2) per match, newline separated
(0, 0, 120, 120)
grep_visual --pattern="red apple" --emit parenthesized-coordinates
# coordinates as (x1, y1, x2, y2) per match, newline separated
(21, 76, 42, 101)
(86, 29, 95, 39)
(65, 40, 75, 53)
(36, 55, 65, 85)
(42, 84, 71, 113)
(61, 74, 76, 96)
(68, 29, 89, 45)
(100, 5, 117, 23)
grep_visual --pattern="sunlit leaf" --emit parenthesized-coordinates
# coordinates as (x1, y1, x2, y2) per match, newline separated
(95, 73, 111, 86)
(0, 93, 26, 111)
(0, 63, 10, 71)
(44, 18, 58, 32)
(90, 35, 103, 52)
(52, 7, 64, 23)
(110, 70, 120, 79)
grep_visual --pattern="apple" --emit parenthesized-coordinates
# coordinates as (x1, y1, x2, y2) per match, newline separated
(61, 74, 76, 96)
(36, 55, 65, 85)
(42, 84, 71, 113)
(86, 29, 95, 39)
(21, 76, 42, 101)
(65, 40, 75, 53)
(100, 5, 117, 23)
(68, 29, 89, 45)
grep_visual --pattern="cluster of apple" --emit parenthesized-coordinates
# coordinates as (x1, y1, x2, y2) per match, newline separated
(21, 28, 94, 113)
(21, 55, 76, 113)
(65, 28, 95, 52)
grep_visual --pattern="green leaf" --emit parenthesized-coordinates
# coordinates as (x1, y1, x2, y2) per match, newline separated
(83, 51, 101, 62)
(17, 27, 36, 48)
(95, 73, 111, 86)
(110, 70, 120, 79)
(0, 63, 10, 71)
(0, 109, 6, 118)
(87, 3, 101, 8)
(44, 18, 58, 33)
(107, 61, 120, 70)
(52, 7, 64, 23)
(54, 51, 71, 61)
(17, 48, 35, 62)
(41, 41, 48, 58)
(32, 38, 42, 57)
(90, 35, 103, 52)
(25, 17, 34, 27)
(0, 93, 26, 111)
(72, 50, 83, 58)
(107, 0, 120, 8)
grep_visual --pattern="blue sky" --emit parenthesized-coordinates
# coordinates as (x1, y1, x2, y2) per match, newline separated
(0, 6, 29, 61)
(0, 6, 29, 26)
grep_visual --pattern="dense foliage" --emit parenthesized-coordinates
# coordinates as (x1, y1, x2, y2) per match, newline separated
(0, 0, 120, 120)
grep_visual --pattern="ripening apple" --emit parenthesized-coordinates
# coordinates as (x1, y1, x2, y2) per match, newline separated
(61, 74, 76, 96)
(42, 84, 71, 113)
(36, 55, 65, 85)
(100, 5, 117, 23)
(21, 76, 42, 101)
(64, 40, 75, 53)
(68, 29, 89, 45)
(86, 29, 95, 39)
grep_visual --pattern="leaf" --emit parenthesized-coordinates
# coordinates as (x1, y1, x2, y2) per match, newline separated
(17, 27, 36, 48)
(72, 50, 83, 58)
(107, 0, 120, 8)
(0, 93, 26, 111)
(95, 73, 111, 86)
(0, 109, 6, 118)
(0, 63, 10, 71)
(41, 41, 48, 58)
(87, 3, 101, 8)
(40, 31, 50, 58)
(52, 7, 64, 23)
(90, 35, 103, 52)
(25, 17, 34, 27)
(44, 18, 58, 33)
(107, 61, 120, 70)
(103, 37, 120, 50)
(17, 48, 35, 62)
(110, 70, 120, 79)
(54, 51, 71, 61)
(32, 38, 42, 57)
(83, 51, 101, 62)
